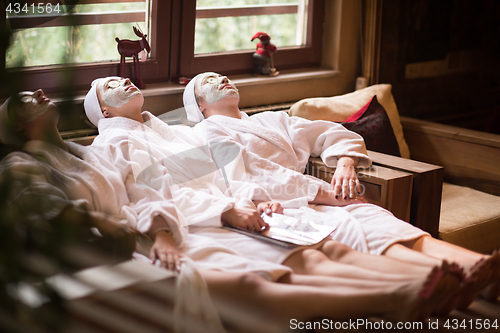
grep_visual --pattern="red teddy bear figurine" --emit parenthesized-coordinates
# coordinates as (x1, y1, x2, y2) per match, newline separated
(251, 32, 279, 76)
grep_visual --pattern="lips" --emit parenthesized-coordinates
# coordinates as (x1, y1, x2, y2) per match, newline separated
(220, 84, 234, 90)
(125, 85, 137, 92)
(36, 96, 49, 105)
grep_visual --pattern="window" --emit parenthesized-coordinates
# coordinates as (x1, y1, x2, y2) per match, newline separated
(176, 0, 324, 77)
(2, 0, 168, 94)
(6, 1, 149, 67)
(1, 0, 323, 94)
(194, 0, 308, 55)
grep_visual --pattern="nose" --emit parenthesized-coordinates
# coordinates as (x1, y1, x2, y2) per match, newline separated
(34, 89, 44, 98)
(220, 76, 229, 84)
(123, 78, 131, 85)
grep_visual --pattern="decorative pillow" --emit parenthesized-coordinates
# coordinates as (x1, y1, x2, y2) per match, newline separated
(342, 96, 401, 157)
(289, 84, 410, 158)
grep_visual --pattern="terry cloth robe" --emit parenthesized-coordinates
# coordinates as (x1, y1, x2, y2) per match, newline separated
(0, 140, 291, 281)
(194, 111, 428, 255)
(0, 143, 244, 332)
(2, 141, 182, 239)
(94, 112, 295, 280)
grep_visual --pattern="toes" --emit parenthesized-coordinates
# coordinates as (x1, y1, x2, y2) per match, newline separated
(456, 256, 494, 309)
(429, 261, 464, 317)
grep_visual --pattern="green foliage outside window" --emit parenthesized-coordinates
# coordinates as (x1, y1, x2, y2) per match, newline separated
(195, 0, 302, 54)
(6, 3, 147, 68)
(6, 1, 303, 67)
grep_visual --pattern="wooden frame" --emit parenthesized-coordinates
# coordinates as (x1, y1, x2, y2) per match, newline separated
(306, 157, 413, 223)
(176, 0, 325, 78)
(400, 116, 500, 197)
(1, 0, 171, 94)
(367, 150, 443, 238)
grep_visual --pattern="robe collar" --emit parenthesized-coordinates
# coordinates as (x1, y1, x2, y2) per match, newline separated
(205, 113, 297, 160)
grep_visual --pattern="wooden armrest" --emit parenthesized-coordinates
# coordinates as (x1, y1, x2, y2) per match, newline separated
(401, 116, 500, 196)
(306, 157, 413, 223)
(366, 150, 443, 238)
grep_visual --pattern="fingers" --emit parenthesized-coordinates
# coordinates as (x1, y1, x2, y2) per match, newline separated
(156, 250, 182, 272)
(247, 212, 268, 232)
(341, 181, 349, 199)
(149, 248, 157, 263)
(349, 179, 359, 198)
(271, 202, 284, 214)
(254, 214, 268, 232)
(333, 180, 342, 198)
(263, 202, 283, 215)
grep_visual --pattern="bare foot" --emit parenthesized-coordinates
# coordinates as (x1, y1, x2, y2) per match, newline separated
(456, 256, 494, 309)
(391, 261, 462, 322)
(480, 250, 500, 301)
(432, 262, 465, 316)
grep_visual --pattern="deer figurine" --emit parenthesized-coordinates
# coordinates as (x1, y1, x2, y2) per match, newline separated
(116, 26, 151, 89)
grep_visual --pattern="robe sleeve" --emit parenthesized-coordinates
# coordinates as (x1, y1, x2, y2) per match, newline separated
(95, 136, 234, 233)
(92, 140, 187, 244)
(282, 112, 372, 168)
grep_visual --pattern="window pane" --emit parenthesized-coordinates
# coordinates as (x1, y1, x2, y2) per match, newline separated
(197, 0, 298, 7)
(6, 2, 148, 68)
(195, 0, 307, 55)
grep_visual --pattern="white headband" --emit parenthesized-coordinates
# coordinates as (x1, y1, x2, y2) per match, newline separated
(182, 72, 219, 123)
(84, 76, 121, 127)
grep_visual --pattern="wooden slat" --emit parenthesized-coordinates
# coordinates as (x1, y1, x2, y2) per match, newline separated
(7, 11, 145, 29)
(400, 116, 500, 149)
(402, 127, 500, 197)
(196, 4, 298, 19)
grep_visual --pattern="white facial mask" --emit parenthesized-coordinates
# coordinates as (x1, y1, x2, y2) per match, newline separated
(17, 93, 52, 123)
(99, 79, 142, 108)
(198, 74, 239, 105)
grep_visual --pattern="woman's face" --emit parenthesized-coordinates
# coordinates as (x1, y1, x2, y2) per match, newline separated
(97, 77, 144, 119)
(98, 77, 143, 108)
(196, 73, 239, 105)
(15, 89, 57, 123)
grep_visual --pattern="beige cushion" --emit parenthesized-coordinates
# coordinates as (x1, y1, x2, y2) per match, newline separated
(439, 183, 500, 254)
(289, 84, 410, 159)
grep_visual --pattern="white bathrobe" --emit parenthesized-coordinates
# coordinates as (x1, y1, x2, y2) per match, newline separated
(194, 111, 429, 255)
(94, 112, 299, 280)
(1, 139, 291, 281)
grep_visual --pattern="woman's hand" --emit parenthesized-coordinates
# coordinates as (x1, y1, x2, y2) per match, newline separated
(331, 156, 361, 199)
(311, 189, 367, 207)
(221, 207, 269, 232)
(256, 201, 284, 216)
(150, 230, 182, 272)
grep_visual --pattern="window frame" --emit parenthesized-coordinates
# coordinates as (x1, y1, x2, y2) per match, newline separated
(1, 0, 324, 95)
(1, 0, 170, 94)
(175, 0, 324, 78)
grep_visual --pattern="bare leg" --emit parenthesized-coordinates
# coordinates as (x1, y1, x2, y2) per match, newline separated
(319, 240, 433, 277)
(407, 236, 484, 268)
(283, 249, 429, 283)
(395, 236, 500, 309)
(383, 242, 443, 267)
(200, 269, 458, 327)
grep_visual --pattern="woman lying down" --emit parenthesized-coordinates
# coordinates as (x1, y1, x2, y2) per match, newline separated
(0, 89, 462, 330)
(185, 71, 500, 312)
(82, 76, 472, 319)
